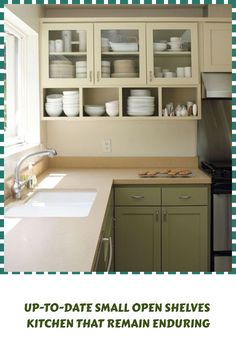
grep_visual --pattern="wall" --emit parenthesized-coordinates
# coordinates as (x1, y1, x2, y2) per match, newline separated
(5, 4, 45, 32)
(46, 121, 197, 157)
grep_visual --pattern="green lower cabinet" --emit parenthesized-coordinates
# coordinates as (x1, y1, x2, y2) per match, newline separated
(162, 206, 209, 272)
(115, 207, 161, 272)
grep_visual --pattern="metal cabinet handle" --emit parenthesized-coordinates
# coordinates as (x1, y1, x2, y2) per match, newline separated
(102, 237, 113, 272)
(130, 195, 144, 199)
(156, 210, 159, 221)
(149, 70, 153, 82)
(89, 71, 93, 82)
(97, 71, 100, 82)
(179, 195, 191, 200)
(163, 210, 167, 222)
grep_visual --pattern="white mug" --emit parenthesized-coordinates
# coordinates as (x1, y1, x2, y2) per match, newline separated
(176, 67, 184, 78)
(49, 40, 55, 53)
(55, 39, 63, 52)
(184, 66, 192, 78)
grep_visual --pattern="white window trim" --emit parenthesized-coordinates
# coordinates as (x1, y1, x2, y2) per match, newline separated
(5, 8, 41, 158)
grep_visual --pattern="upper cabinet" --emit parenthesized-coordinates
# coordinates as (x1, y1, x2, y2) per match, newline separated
(202, 23, 231, 72)
(146, 23, 199, 85)
(41, 23, 94, 87)
(94, 23, 146, 85)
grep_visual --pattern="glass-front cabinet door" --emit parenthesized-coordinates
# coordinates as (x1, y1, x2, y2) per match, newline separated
(146, 23, 199, 85)
(41, 23, 93, 87)
(94, 23, 146, 85)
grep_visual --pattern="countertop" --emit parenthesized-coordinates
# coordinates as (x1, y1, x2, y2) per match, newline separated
(5, 167, 211, 272)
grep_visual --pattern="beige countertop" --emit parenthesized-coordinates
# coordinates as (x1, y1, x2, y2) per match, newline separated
(5, 167, 211, 272)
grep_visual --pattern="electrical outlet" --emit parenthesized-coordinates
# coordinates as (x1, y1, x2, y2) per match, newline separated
(102, 139, 112, 153)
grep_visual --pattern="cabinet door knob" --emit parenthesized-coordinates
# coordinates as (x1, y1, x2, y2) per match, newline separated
(179, 195, 191, 200)
(163, 210, 167, 222)
(149, 70, 153, 82)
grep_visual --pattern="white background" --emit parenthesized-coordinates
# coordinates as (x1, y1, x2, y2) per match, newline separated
(0, 274, 235, 353)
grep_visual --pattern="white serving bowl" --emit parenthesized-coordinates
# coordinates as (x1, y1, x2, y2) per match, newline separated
(45, 105, 63, 117)
(84, 105, 105, 116)
(153, 42, 167, 51)
(63, 106, 80, 117)
(105, 100, 119, 107)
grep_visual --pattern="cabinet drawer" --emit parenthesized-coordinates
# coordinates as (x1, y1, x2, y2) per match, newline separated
(115, 186, 161, 206)
(162, 187, 208, 206)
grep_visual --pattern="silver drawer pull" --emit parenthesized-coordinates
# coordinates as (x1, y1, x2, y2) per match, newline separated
(130, 195, 144, 199)
(179, 195, 191, 200)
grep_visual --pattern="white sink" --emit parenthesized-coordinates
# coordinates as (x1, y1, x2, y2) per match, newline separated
(5, 190, 97, 218)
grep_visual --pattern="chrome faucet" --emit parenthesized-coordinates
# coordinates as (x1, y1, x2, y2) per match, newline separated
(12, 148, 57, 199)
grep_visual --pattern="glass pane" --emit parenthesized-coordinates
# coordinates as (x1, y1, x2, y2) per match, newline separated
(153, 29, 192, 79)
(49, 30, 87, 79)
(100, 29, 140, 79)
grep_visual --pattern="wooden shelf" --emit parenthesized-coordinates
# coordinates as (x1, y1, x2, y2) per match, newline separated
(101, 51, 140, 56)
(49, 52, 87, 56)
(42, 116, 200, 121)
(154, 51, 191, 56)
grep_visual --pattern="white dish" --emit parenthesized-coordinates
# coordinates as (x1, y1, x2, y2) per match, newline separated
(153, 42, 167, 51)
(130, 89, 151, 96)
(76, 61, 87, 67)
(101, 60, 111, 67)
(46, 94, 63, 103)
(76, 67, 87, 73)
(84, 105, 105, 116)
(101, 67, 111, 74)
(110, 42, 138, 52)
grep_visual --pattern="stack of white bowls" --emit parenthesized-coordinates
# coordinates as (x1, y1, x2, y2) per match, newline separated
(49, 59, 74, 78)
(102, 61, 111, 78)
(101, 38, 110, 52)
(105, 100, 119, 117)
(45, 94, 63, 117)
(127, 89, 155, 116)
(62, 91, 80, 117)
(76, 61, 87, 79)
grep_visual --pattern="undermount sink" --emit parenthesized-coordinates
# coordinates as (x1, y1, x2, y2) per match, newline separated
(5, 190, 97, 218)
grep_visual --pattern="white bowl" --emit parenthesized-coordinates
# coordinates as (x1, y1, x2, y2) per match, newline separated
(45, 105, 63, 117)
(63, 106, 80, 117)
(63, 91, 79, 96)
(153, 42, 167, 51)
(101, 67, 111, 74)
(84, 105, 105, 116)
(76, 67, 87, 73)
(106, 107, 119, 117)
(105, 100, 119, 106)
(76, 61, 87, 67)
(46, 94, 63, 103)
(101, 60, 111, 67)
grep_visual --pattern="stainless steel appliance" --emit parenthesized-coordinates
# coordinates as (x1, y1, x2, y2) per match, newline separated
(198, 98, 232, 272)
(201, 161, 232, 272)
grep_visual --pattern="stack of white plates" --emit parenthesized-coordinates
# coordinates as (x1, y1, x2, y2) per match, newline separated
(45, 94, 63, 117)
(102, 61, 111, 78)
(130, 89, 151, 97)
(127, 95, 155, 116)
(62, 91, 80, 117)
(76, 61, 87, 79)
(50, 60, 74, 78)
(110, 42, 138, 52)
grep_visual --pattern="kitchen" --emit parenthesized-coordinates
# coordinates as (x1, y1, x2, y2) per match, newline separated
(4, 4, 232, 273)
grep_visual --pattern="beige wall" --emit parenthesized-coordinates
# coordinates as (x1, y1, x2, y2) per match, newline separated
(5, 4, 44, 32)
(208, 5, 231, 18)
(46, 121, 197, 157)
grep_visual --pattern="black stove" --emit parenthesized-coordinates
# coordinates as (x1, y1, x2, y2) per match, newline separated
(201, 161, 232, 194)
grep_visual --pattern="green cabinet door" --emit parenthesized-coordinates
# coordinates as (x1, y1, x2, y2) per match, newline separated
(162, 206, 209, 272)
(115, 206, 161, 272)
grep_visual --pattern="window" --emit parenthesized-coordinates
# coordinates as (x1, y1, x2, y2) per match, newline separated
(5, 11, 40, 155)
(5, 26, 23, 146)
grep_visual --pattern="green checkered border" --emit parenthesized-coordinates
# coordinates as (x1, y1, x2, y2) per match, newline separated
(0, 0, 235, 275)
